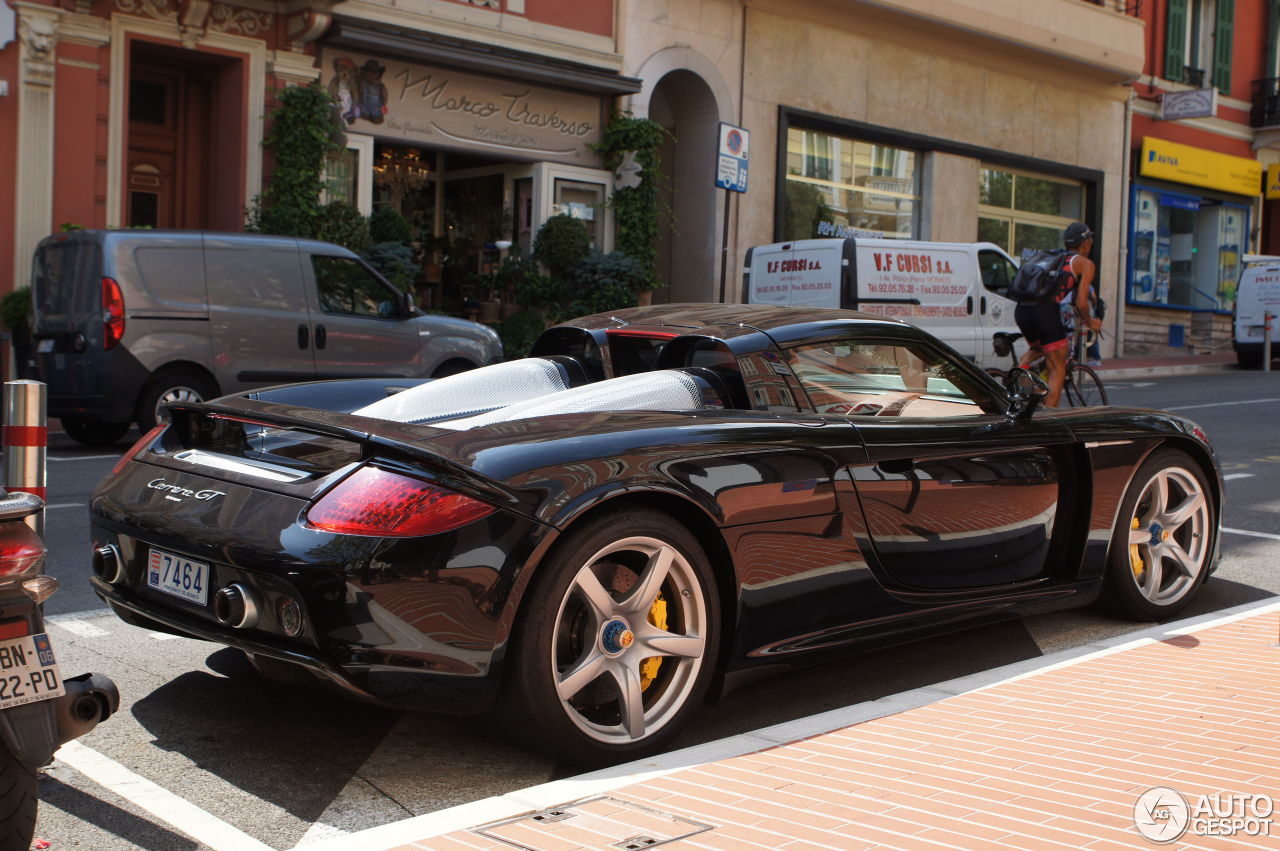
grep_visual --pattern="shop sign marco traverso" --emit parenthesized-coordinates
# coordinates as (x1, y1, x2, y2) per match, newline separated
(320, 48, 603, 166)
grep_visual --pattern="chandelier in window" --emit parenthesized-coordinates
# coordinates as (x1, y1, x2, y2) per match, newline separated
(373, 147, 431, 196)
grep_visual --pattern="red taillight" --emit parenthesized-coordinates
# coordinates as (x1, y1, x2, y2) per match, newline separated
(0, 523, 45, 577)
(306, 466, 494, 537)
(112, 425, 165, 475)
(102, 276, 125, 350)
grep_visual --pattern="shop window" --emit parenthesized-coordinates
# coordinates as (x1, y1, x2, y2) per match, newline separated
(1129, 188, 1245, 311)
(783, 127, 918, 240)
(978, 168, 1084, 258)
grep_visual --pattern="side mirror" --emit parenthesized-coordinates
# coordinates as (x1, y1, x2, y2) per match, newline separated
(1005, 367, 1048, 421)
(400, 292, 419, 317)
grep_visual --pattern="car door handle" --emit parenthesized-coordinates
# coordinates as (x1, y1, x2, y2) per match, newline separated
(315, 324, 327, 350)
(297, 324, 309, 349)
(981, 296, 987, 314)
(966, 296, 973, 314)
(877, 458, 914, 475)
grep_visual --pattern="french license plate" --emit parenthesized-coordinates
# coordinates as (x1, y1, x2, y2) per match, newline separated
(147, 548, 209, 605)
(0, 633, 65, 710)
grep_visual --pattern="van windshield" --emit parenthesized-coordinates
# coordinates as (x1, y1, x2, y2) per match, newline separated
(33, 240, 101, 330)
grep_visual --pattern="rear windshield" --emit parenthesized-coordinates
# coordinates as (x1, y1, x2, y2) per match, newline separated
(32, 240, 101, 329)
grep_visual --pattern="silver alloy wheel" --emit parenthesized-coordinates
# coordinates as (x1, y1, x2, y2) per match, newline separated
(1126, 465, 1211, 606)
(154, 385, 205, 424)
(551, 536, 708, 746)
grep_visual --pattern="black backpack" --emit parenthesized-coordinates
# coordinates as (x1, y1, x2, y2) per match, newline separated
(1009, 248, 1068, 304)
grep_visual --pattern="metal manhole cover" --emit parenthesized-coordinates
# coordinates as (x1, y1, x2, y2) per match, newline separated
(473, 796, 713, 851)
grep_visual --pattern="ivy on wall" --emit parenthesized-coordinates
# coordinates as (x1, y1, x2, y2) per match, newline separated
(249, 83, 345, 238)
(595, 113, 667, 292)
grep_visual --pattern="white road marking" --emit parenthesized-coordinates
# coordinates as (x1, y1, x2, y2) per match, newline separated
(148, 631, 181, 641)
(45, 502, 86, 510)
(1223, 526, 1280, 541)
(47, 608, 112, 622)
(1166, 397, 1280, 412)
(55, 741, 275, 851)
(48, 454, 120, 462)
(1223, 473, 1255, 481)
(54, 620, 108, 638)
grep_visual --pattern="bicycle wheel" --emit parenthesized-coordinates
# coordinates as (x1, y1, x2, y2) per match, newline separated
(984, 367, 1009, 388)
(1064, 363, 1107, 407)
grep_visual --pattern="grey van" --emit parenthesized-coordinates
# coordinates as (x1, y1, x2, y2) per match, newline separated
(30, 230, 502, 446)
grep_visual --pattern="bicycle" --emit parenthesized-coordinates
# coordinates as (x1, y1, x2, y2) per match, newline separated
(987, 329, 1108, 407)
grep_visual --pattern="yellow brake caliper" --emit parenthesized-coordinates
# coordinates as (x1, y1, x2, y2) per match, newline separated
(1130, 516, 1145, 580)
(639, 593, 667, 691)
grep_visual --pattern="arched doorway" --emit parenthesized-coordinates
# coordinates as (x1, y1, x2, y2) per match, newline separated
(648, 70, 720, 304)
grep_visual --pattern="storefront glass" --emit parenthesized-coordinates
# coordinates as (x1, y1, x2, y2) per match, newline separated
(1129, 186, 1246, 311)
(782, 127, 918, 240)
(978, 167, 1083, 257)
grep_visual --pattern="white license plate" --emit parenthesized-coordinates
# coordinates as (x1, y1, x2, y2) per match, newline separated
(147, 548, 210, 605)
(0, 633, 65, 710)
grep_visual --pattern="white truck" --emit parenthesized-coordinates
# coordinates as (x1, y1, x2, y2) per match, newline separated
(743, 238, 1023, 368)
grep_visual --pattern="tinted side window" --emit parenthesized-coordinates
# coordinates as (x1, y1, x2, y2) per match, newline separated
(312, 257, 399, 318)
(979, 249, 1017, 297)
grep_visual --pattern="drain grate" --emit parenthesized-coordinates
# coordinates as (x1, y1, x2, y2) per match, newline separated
(474, 796, 713, 851)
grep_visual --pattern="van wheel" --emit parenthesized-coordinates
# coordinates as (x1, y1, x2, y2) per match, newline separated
(432, 359, 476, 378)
(61, 417, 131, 448)
(1236, 351, 1262, 369)
(138, 370, 218, 429)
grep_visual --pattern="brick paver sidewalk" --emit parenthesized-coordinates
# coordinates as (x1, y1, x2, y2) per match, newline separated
(378, 604, 1278, 851)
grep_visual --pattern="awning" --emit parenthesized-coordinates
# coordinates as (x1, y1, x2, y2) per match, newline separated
(324, 18, 642, 97)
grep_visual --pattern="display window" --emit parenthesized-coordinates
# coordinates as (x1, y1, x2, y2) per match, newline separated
(782, 127, 919, 240)
(978, 167, 1084, 258)
(1128, 185, 1246, 311)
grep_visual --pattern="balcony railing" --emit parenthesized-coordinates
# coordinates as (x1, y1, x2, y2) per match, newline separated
(1181, 67, 1206, 88)
(1083, 0, 1142, 13)
(1251, 78, 1280, 128)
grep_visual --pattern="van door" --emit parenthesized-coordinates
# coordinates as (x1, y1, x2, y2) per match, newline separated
(743, 239, 845, 308)
(302, 252, 426, 378)
(203, 235, 316, 389)
(854, 243, 976, 359)
(975, 247, 1021, 367)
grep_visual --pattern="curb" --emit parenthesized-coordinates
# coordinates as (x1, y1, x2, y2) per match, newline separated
(295, 595, 1280, 851)
(1097, 361, 1237, 380)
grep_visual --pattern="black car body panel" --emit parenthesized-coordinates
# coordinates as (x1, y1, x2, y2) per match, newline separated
(91, 304, 1223, 719)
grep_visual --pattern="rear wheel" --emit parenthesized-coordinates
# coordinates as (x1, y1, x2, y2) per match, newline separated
(1236, 350, 1262, 369)
(60, 417, 131, 448)
(502, 508, 719, 767)
(0, 743, 38, 851)
(1102, 449, 1215, 620)
(1064, 363, 1107, 406)
(137, 369, 218, 430)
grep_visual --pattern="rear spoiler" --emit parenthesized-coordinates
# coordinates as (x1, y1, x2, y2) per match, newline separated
(164, 398, 527, 512)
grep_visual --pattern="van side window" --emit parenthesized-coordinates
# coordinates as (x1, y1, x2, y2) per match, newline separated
(979, 249, 1017, 297)
(312, 257, 400, 318)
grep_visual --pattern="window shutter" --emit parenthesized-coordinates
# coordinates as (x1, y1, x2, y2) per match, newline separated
(1166, 0, 1187, 82)
(1214, 0, 1235, 94)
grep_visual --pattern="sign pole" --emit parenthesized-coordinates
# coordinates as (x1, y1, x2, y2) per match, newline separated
(719, 190, 731, 303)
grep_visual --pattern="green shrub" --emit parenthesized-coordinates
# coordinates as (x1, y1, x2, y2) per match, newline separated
(515, 273, 567, 313)
(0, 287, 31, 334)
(498, 309, 546, 359)
(252, 83, 345, 238)
(532, 214, 592, 278)
(369, 206, 413, 244)
(365, 242, 418, 289)
(562, 251, 643, 316)
(315, 201, 370, 252)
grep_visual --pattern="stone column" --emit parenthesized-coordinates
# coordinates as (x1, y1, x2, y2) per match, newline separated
(11, 3, 59, 294)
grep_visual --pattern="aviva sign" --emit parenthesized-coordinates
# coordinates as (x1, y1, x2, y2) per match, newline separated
(1139, 137, 1262, 197)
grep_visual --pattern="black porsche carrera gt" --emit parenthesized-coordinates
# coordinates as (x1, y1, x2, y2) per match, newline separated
(89, 305, 1221, 765)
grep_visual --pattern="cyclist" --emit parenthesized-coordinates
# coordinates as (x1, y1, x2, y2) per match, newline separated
(1014, 222, 1103, 407)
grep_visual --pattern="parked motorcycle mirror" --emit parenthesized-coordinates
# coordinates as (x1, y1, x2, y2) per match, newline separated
(1005, 367, 1048, 421)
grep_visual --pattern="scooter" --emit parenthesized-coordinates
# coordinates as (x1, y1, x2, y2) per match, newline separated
(0, 491, 118, 851)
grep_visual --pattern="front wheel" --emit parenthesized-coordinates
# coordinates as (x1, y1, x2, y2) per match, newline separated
(0, 743, 38, 851)
(502, 508, 719, 767)
(1102, 449, 1216, 621)
(1064, 363, 1107, 407)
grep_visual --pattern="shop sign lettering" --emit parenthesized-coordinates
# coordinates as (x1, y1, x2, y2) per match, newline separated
(322, 48, 602, 165)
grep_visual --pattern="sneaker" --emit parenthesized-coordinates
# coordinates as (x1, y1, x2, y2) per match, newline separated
(1086, 359, 1101, 367)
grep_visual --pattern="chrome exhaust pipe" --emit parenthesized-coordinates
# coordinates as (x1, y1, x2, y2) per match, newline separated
(55, 672, 120, 745)
(212, 583, 259, 629)
(91, 543, 124, 584)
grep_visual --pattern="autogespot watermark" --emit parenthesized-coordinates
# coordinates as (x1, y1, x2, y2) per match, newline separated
(1133, 786, 1274, 843)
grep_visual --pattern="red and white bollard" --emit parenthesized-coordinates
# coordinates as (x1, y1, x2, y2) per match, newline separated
(3, 380, 46, 536)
